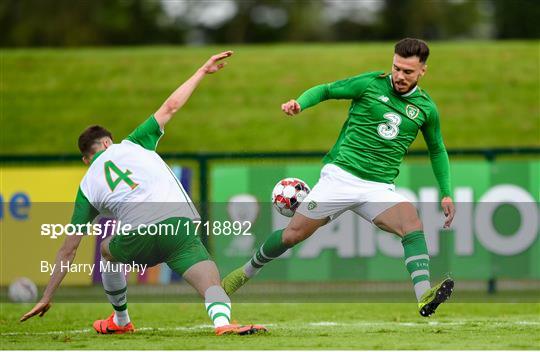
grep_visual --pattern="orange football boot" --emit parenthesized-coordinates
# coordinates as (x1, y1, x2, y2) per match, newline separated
(93, 313, 135, 334)
(215, 323, 267, 335)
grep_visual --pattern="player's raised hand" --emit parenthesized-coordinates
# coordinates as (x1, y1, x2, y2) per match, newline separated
(441, 196, 455, 229)
(20, 301, 51, 322)
(200, 50, 233, 74)
(281, 100, 301, 116)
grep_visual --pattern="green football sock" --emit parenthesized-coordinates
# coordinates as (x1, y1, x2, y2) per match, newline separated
(244, 229, 289, 277)
(402, 231, 431, 301)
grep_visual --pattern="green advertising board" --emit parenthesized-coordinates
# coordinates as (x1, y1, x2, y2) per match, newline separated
(210, 160, 539, 282)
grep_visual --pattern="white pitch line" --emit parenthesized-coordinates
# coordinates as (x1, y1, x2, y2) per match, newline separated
(1, 321, 538, 336)
(309, 322, 338, 326)
(515, 321, 540, 325)
(307, 321, 540, 328)
(1, 328, 93, 336)
(307, 321, 465, 327)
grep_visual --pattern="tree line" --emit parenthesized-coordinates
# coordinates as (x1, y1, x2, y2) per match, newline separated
(1, 0, 538, 47)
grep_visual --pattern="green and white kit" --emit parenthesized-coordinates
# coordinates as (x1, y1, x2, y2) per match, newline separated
(71, 116, 209, 274)
(296, 71, 451, 221)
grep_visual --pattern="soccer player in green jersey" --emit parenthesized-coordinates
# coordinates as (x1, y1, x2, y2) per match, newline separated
(20, 51, 266, 335)
(223, 38, 456, 317)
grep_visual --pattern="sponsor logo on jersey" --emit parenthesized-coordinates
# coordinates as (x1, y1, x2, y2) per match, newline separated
(378, 95, 389, 103)
(405, 104, 419, 120)
(308, 200, 317, 210)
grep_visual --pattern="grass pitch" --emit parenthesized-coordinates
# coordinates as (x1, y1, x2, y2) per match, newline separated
(2, 41, 539, 155)
(1, 302, 539, 349)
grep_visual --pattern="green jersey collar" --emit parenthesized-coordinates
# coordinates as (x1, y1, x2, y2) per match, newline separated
(90, 150, 105, 164)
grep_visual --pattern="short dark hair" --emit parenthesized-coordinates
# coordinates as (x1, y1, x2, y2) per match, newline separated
(394, 38, 430, 63)
(78, 125, 113, 157)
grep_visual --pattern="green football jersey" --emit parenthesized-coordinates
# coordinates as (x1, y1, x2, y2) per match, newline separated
(297, 71, 451, 198)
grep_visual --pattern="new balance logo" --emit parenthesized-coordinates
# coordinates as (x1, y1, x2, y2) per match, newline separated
(378, 95, 389, 103)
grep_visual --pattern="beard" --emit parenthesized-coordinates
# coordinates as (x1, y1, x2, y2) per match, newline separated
(392, 77, 418, 94)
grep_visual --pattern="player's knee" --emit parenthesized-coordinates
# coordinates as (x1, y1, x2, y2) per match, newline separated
(401, 217, 423, 236)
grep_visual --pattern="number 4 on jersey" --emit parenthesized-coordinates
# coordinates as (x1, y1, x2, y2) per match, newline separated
(104, 161, 139, 191)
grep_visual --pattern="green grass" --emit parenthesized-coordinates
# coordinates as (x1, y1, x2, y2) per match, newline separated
(1, 302, 539, 349)
(1, 41, 539, 155)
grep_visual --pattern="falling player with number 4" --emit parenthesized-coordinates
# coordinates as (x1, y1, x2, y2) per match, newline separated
(223, 38, 456, 317)
(20, 51, 266, 336)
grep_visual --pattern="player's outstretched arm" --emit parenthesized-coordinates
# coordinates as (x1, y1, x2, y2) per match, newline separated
(20, 234, 83, 322)
(281, 84, 328, 117)
(154, 50, 233, 129)
(282, 73, 374, 117)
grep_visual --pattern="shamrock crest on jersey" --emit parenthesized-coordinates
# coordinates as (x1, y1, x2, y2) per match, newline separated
(406, 104, 420, 120)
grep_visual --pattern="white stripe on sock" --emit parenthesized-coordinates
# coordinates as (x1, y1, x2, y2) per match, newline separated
(259, 247, 275, 260)
(404, 254, 430, 266)
(411, 270, 430, 280)
(251, 255, 264, 266)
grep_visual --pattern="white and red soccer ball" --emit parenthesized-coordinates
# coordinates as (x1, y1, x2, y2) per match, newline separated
(271, 178, 311, 217)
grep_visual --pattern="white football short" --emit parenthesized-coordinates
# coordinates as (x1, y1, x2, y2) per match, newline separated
(296, 163, 410, 223)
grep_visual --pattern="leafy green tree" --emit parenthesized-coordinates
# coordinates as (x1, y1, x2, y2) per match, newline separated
(0, 0, 180, 46)
(380, 0, 481, 40)
(492, 0, 540, 38)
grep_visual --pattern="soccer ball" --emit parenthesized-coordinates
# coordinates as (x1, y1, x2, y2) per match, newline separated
(8, 277, 38, 303)
(271, 178, 311, 217)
